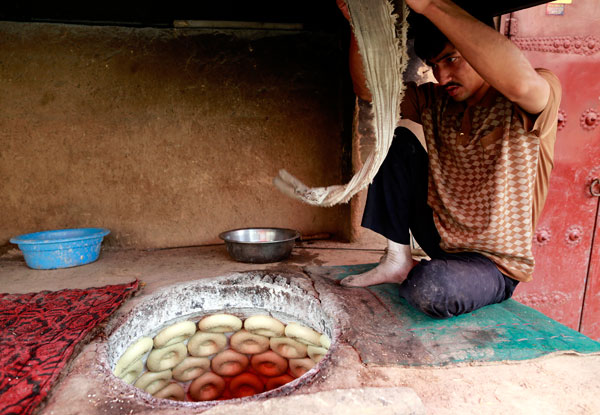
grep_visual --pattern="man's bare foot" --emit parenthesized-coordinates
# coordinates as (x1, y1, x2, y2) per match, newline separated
(341, 243, 418, 287)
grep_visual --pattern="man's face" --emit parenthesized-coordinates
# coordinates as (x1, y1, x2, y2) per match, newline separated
(427, 43, 487, 104)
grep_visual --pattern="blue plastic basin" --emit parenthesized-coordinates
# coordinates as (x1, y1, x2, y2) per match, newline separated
(10, 228, 111, 270)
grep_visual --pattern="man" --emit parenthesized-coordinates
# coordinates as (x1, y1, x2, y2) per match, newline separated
(339, 0, 561, 318)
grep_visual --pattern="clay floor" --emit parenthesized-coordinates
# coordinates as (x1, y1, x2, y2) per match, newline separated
(2, 241, 600, 415)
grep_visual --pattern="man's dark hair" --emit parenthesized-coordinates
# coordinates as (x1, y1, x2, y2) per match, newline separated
(413, 15, 496, 63)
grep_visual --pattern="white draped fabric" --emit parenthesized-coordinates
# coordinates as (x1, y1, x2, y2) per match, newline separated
(274, 0, 409, 207)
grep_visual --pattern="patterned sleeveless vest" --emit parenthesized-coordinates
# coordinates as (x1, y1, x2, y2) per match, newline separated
(422, 92, 539, 281)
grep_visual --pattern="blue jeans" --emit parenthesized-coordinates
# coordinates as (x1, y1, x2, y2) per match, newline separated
(361, 127, 519, 318)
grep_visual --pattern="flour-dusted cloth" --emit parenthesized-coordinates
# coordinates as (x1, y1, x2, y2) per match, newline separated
(274, 0, 409, 207)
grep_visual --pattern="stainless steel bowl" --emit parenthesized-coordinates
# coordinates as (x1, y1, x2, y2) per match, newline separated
(219, 227, 300, 264)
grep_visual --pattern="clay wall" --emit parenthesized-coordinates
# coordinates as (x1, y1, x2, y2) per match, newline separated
(0, 22, 351, 249)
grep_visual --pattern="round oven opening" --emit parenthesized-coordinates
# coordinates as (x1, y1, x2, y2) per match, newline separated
(101, 272, 334, 407)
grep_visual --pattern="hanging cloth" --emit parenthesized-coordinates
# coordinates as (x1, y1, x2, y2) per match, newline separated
(274, 0, 409, 207)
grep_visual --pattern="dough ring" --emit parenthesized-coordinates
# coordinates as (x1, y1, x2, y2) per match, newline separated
(153, 382, 186, 401)
(307, 345, 328, 364)
(211, 349, 249, 376)
(320, 334, 331, 349)
(288, 357, 315, 378)
(230, 373, 264, 398)
(284, 322, 321, 346)
(189, 372, 226, 401)
(270, 337, 307, 359)
(250, 351, 288, 377)
(153, 320, 197, 348)
(172, 356, 210, 382)
(146, 342, 187, 372)
(119, 359, 144, 384)
(265, 374, 295, 391)
(230, 329, 270, 354)
(134, 369, 172, 395)
(114, 336, 153, 377)
(187, 331, 228, 357)
(244, 315, 285, 337)
(198, 313, 242, 333)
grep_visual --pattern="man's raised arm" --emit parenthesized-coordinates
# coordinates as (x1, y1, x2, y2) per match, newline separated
(408, 0, 550, 114)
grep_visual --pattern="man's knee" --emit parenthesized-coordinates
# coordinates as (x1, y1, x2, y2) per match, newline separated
(400, 260, 469, 318)
(390, 127, 424, 157)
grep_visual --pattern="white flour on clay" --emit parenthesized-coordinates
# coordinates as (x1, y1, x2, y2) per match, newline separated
(274, 0, 409, 207)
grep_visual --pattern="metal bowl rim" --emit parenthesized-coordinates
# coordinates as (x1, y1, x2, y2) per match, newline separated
(218, 227, 300, 244)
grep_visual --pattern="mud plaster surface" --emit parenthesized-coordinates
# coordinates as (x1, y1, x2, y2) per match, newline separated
(0, 21, 351, 249)
(2, 243, 599, 415)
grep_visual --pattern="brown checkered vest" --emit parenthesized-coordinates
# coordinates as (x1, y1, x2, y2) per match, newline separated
(423, 93, 539, 281)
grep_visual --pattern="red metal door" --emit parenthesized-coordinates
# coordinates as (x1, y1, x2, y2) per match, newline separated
(501, 0, 600, 339)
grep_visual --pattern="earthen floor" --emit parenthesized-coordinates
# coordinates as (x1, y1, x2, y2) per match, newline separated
(1, 242, 599, 415)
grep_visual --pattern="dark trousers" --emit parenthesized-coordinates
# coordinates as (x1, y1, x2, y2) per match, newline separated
(362, 127, 519, 318)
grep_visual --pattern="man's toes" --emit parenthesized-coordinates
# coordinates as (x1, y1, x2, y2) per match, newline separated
(341, 271, 377, 287)
(340, 276, 358, 286)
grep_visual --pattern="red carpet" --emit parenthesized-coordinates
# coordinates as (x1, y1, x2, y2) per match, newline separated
(0, 281, 139, 415)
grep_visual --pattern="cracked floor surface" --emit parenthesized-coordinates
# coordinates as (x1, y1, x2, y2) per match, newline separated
(1, 242, 599, 415)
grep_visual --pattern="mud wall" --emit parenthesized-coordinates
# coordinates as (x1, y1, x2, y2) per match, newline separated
(0, 22, 351, 249)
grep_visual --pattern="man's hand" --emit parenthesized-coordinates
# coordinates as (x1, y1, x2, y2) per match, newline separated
(336, 0, 350, 20)
(335, 0, 373, 101)
(405, 0, 433, 15)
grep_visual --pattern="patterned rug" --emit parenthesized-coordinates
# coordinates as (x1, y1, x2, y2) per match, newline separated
(0, 280, 139, 415)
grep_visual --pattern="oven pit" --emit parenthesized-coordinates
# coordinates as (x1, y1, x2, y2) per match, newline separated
(99, 271, 335, 410)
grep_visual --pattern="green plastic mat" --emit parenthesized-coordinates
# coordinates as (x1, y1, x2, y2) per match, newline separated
(316, 264, 600, 366)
